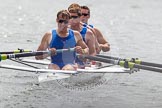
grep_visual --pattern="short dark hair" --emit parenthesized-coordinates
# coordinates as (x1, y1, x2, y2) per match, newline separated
(57, 10, 70, 19)
(68, 3, 82, 16)
(68, 3, 81, 11)
(81, 5, 90, 15)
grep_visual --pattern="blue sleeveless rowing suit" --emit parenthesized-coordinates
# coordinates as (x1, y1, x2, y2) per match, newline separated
(75, 27, 88, 66)
(83, 23, 94, 28)
(49, 29, 76, 69)
(80, 27, 87, 42)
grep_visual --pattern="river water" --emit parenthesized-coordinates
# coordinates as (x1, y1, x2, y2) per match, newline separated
(0, 0, 162, 108)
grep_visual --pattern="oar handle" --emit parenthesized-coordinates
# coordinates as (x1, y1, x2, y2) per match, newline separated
(56, 48, 75, 53)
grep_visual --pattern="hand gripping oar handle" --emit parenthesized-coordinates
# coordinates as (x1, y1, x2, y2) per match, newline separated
(96, 54, 162, 68)
(0, 48, 75, 61)
(78, 55, 162, 73)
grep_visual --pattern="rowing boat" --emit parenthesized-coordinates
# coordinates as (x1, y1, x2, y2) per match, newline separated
(0, 59, 132, 83)
(1, 48, 162, 84)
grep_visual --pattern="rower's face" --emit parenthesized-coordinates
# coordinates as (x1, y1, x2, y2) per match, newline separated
(69, 12, 80, 26)
(57, 14, 69, 30)
(80, 9, 90, 23)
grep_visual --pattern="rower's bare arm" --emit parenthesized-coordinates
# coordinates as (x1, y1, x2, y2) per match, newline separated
(86, 30, 96, 55)
(74, 31, 89, 55)
(89, 28, 101, 54)
(81, 23, 101, 53)
(35, 32, 51, 60)
(94, 28, 110, 52)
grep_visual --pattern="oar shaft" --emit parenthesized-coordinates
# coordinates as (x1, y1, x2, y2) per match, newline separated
(0, 51, 49, 61)
(97, 54, 162, 68)
(133, 64, 162, 73)
(79, 55, 162, 73)
(0, 48, 75, 61)
(96, 55, 116, 59)
(0, 49, 32, 54)
(140, 61, 162, 68)
(78, 55, 117, 65)
(0, 48, 74, 54)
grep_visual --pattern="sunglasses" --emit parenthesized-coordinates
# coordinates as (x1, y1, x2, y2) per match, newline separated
(81, 13, 89, 16)
(58, 20, 68, 24)
(70, 16, 79, 19)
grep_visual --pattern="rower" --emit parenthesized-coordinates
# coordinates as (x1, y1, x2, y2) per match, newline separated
(68, 3, 96, 56)
(35, 10, 89, 70)
(80, 5, 110, 53)
(68, 3, 97, 68)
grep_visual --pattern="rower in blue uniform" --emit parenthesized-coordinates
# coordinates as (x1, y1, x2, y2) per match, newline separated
(35, 10, 89, 70)
(68, 3, 96, 68)
(68, 3, 96, 56)
(49, 29, 76, 69)
(80, 5, 110, 53)
(80, 26, 87, 42)
(82, 23, 94, 28)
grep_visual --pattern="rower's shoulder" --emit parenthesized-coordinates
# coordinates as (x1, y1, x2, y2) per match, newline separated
(42, 31, 52, 39)
(72, 30, 83, 41)
(86, 28, 94, 36)
(44, 31, 52, 36)
(93, 27, 102, 34)
(40, 31, 52, 43)
(73, 30, 81, 36)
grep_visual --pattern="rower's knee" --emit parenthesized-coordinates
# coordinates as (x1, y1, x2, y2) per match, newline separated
(62, 64, 75, 70)
(48, 64, 60, 70)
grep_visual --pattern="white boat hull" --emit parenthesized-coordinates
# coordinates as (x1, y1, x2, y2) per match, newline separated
(0, 64, 130, 74)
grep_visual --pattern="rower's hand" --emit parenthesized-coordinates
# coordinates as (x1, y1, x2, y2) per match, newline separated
(49, 48, 57, 56)
(99, 43, 110, 52)
(75, 46, 84, 54)
(95, 41, 101, 54)
(96, 47, 101, 54)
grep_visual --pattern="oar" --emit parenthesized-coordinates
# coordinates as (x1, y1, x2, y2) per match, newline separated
(0, 48, 32, 54)
(0, 48, 75, 61)
(78, 55, 162, 73)
(96, 54, 162, 68)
